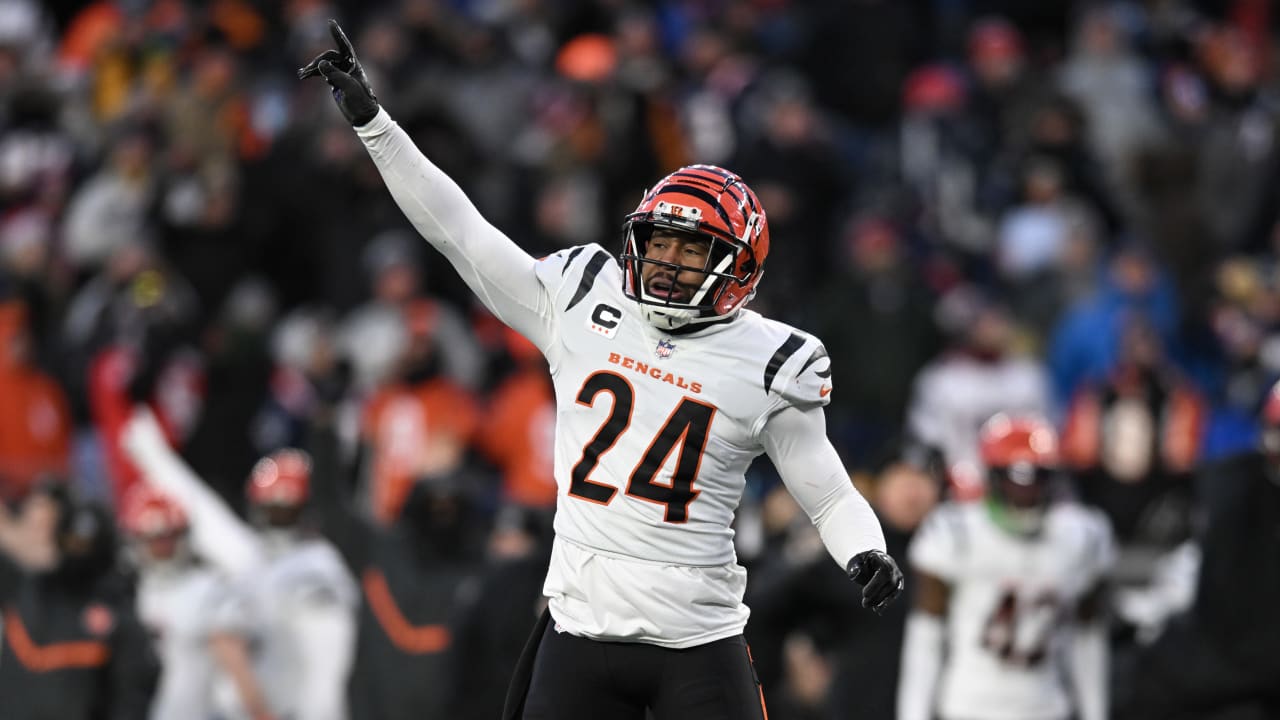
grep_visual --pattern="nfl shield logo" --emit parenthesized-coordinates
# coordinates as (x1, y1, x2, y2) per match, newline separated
(655, 338, 676, 359)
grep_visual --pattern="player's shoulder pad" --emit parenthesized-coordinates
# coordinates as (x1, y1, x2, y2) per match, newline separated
(908, 502, 970, 580)
(758, 319, 832, 410)
(279, 540, 360, 606)
(534, 243, 617, 311)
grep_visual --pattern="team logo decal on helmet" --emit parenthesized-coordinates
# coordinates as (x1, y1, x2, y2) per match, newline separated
(620, 164, 769, 329)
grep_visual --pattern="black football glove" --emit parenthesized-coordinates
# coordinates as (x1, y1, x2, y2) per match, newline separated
(297, 19, 380, 126)
(847, 549, 904, 614)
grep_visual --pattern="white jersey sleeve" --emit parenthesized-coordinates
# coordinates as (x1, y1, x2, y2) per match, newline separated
(355, 109, 560, 356)
(121, 409, 264, 575)
(765, 334, 833, 414)
(758, 331, 882, 567)
(760, 403, 885, 568)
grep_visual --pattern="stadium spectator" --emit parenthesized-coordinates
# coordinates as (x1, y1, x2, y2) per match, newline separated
(906, 286, 1053, 497)
(443, 504, 551, 720)
(306, 384, 484, 720)
(0, 484, 158, 719)
(815, 216, 941, 463)
(340, 229, 484, 392)
(1121, 379, 1280, 719)
(476, 328, 557, 513)
(0, 299, 71, 501)
(1062, 314, 1205, 585)
(358, 298, 480, 525)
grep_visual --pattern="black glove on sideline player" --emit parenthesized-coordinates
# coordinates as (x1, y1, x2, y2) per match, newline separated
(298, 19, 380, 126)
(847, 549, 904, 614)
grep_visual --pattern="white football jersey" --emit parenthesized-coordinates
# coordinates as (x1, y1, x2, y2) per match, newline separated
(909, 501, 1115, 720)
(137, 563, 233, 720)
(532, 244, 833, 647)
(353, 112, 886, 650)
(211, 538, 359, 720)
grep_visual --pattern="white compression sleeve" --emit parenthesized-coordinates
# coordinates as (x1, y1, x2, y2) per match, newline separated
(759, 404, 886, 567)
(897, 611, 944, 720)
(354, 109, 558, 353)
(120, 409, 264, 575)
(1070, 621, 1108, 720)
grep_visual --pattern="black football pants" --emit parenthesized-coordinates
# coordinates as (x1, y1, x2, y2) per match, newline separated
(519, 620, 769, 720)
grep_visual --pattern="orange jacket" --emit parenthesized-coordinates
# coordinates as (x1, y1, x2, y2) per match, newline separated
(0, 366, 71, 500)
(478, 369, 557, 510)
(362, 379, 480, 524)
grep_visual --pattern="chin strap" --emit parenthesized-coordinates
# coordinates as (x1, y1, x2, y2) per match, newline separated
(641, 305, 739, 335)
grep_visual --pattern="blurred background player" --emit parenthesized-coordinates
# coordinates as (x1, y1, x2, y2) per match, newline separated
(123, 408, 358, 720)
(120, 482, 239, 720)
(897, 414, 1114, 720)
(0, 483, 158, 719)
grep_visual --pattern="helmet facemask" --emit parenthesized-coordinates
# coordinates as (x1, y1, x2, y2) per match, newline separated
(978, 414, 1059, 537)
(621, 212, 761, 331)
(985, 462, 1054, 537)
(619, 165, 768, 331)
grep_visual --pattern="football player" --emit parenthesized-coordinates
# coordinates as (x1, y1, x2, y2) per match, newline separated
(897, 414, 1114, 720)
(300, 20, 903, 720)
(123, 410, 358, 720)
(121, 483, 237, 720)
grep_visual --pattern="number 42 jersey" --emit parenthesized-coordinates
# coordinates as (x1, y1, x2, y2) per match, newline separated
(909, 501, 1115, 720)
(532, 244, 833, 647)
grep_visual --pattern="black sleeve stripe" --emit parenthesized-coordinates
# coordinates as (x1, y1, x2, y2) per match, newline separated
(763, 332, 806, 393)
(798, 346, 828, 376)
(564, 250, 611, 311)
(560, 246, 585, 276)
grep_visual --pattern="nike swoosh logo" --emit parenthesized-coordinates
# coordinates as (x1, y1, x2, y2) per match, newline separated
(819, 385, 832, 397)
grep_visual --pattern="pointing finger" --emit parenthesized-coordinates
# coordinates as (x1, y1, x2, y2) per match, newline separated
(329, 19, 356, 60)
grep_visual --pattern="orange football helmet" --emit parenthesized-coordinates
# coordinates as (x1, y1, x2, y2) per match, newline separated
(247, 449, 312, 507)
(979, 414, 1059, 535)
(621, 165, 768, 329)
(120, 484, 188, 539)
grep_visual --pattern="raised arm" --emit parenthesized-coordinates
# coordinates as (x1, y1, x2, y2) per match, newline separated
(300, 20, 558, 354)
(760, 404, 902, 613)
(121, 408, 263, 575)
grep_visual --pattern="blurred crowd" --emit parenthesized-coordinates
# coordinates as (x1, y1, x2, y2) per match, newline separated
(2, 0, 1280, 718)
